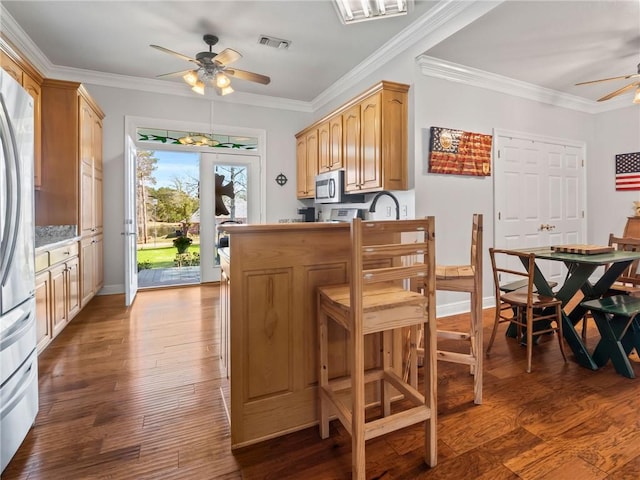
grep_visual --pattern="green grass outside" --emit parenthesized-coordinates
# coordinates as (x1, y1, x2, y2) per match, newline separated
(137, 244, 201, 269)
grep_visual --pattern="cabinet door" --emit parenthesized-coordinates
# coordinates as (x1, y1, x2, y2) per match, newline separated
(67, 256, 81, 320)
(79, 97, 94, 168)
(94, 168, 103, 235)
(360, 92, 382, 191)
(80, 237, 95, 306)
(93, 117, 103, 233)
(296, 135, 308, 198)
(343, 104, 361, 191)
(80, 161, 94, 237)
(329, 115, 343, 171)
(304, 130, 318, 197)
(94, 235, 104, 291)
(0, 53, 23, 84)
(22, 73, 42, 189)
(380, 89, 408, 190)
(50, 263, 68, 338)
(35, 271, 52, 353)
(317, 122, 330, 172)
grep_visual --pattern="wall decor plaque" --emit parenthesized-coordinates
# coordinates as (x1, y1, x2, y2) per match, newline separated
(428, 126, 492, 176)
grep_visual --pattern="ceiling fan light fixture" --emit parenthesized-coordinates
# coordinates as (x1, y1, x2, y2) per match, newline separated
(634, 86, 640, 105)
(215, 72, 231, 88)
(183, 70, 199, 87)
(218, 85, 234, 96)
(192, 80, 205, 95)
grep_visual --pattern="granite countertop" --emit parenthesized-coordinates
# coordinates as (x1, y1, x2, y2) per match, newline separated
(35, 225, 79, 250)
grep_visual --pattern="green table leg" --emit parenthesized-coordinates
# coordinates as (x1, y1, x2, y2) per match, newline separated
(591, 312, 637, 378)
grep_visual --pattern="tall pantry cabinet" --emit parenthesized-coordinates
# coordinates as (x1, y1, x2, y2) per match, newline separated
(39, 79, 105, 307)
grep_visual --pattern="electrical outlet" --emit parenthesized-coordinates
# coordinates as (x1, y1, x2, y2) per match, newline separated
(402, 205, 408, 217)
(386, 206, 392, 217)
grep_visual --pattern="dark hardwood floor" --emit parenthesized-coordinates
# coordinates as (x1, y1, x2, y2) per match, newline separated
(3, 286, 639, 479)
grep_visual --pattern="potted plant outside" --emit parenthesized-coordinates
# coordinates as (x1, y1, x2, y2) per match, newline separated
(173, 235, 193, 254)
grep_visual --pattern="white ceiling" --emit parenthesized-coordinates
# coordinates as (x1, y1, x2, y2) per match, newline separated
(2, 0, 639, 110)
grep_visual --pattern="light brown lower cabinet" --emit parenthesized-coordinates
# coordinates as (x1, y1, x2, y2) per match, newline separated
(35, 241, 80, 353)
(218, 223, 394, 450)
(35, 270, 52, 353)
(81, 234, 103, 306)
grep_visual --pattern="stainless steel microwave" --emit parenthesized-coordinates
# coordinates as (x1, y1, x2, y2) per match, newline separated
(314, 170, 364, 204)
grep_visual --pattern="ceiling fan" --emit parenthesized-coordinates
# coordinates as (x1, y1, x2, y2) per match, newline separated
(575, 62, 640, 104)
(151, 34, 270, 96)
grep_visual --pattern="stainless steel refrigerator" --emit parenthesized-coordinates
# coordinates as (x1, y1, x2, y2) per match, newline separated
(0, 68, 38, 473)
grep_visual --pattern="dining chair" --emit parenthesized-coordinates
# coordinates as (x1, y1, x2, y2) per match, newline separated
(433, 213, 483, 404)
(486, 248, 567, 373)
(607, 234, 640, 296)
(317, 217, 437, 479)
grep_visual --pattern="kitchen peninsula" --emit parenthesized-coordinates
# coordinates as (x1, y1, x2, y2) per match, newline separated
(218, 222, 395, 449)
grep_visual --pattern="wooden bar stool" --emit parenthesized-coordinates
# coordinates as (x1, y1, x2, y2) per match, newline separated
(317, 217, 437, 479)
(434, 214, 483, 404)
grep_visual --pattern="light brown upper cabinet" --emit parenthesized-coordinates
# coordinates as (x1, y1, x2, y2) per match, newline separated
(295, 81, 408, 199)
(296, 128, 318, 198)
(1, 45, 43, 189)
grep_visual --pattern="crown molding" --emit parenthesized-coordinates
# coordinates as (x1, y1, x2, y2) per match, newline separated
(312, 0, 506, 110)
(48, 64, 313, 112)
(416, 55, 630, 114)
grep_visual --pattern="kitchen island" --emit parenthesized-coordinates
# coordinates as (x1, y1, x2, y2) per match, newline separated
(218, 222, 395, 449)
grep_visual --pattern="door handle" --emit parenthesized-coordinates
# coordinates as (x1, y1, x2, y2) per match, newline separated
(539, 224, 556, 231)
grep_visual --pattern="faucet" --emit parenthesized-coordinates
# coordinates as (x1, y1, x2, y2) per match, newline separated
(368, 191, 400, 220)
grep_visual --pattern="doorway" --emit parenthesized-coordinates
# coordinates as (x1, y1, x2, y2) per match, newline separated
(123, 115, 266, 304)
(136, 149, 201, 289)
(493, 129, 586, 286)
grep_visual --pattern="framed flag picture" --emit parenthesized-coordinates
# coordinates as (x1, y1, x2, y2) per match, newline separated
(615, 152, 640, 191)
(428, 126, 492, 176)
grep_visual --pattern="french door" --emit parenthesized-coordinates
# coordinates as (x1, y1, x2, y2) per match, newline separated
(493, 129, 586, 286)
(124, 135, 138, 306)
(199, 152, 262, 283)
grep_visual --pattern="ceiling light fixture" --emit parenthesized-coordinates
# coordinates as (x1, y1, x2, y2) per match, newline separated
(634, 86, 640, 105)
(185, 68, 234, 96)
(333, 0, 411, 24)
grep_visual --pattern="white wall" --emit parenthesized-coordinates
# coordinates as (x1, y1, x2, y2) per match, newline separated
(313, 46, 637, 314)
(589, 105, 640, 244)
(84, 84, 312, 293)
(412, 75, 597, 313)
(86, 57, 638, 315)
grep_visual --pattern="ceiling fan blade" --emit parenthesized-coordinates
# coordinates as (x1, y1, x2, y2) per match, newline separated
(150, 44, 198, 64)
(226, 68, 271, 85)
(576, 73, 640, 86)
(214, 48, 242, 66)
(597, 82, 640, 102)
(156, 69, 194, 78)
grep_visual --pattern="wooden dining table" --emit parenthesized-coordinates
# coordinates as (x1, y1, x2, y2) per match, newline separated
(503, 246, 640, 370)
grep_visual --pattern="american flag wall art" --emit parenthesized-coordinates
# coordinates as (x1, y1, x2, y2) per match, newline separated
(428, 127, 492, 176)
(615, 152, 640, 191)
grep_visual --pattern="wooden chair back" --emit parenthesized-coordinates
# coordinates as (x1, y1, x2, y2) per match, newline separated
(608, 234, 640, 286)
(489, 248, 537, 308)
(351, 217, 436, 333)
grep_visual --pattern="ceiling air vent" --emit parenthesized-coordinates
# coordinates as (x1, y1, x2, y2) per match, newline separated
(258, 35, 291, 50)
